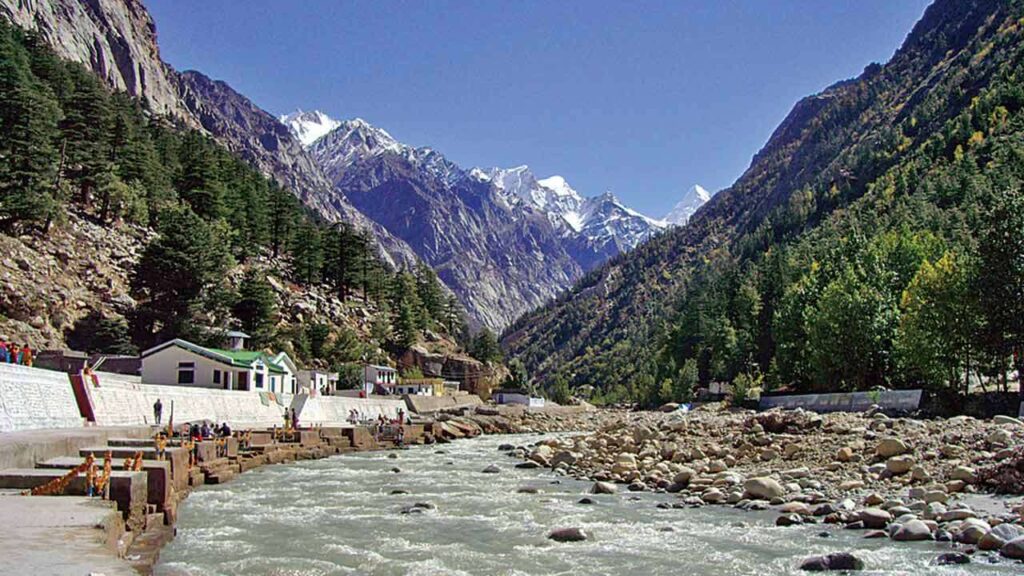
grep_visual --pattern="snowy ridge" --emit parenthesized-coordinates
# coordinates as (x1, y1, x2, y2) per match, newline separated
(664, 184, 712, 226)
(486, 166, 664, 247)
(279, 109, 341, 147)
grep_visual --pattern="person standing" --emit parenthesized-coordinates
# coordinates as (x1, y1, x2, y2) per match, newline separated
(20, 345, 32, 367)
(153, 398, 163, 425)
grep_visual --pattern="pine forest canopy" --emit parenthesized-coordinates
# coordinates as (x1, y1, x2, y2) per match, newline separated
(0, 19, 463, 365)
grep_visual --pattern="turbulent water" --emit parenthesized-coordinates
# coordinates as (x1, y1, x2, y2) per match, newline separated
(157, 434, 1015, 576)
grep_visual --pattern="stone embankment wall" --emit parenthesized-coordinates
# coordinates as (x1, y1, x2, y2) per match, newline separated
(292, 395, 405, 426)
(0, 364, 83, 432)
(85, 372, 405, 428)
(84, 372, 294, 428)
(404, 394, 482, 414)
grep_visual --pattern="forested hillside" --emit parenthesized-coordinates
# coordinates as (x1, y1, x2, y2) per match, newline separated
(0, 20, 465, 372)
(504, 0, 1024, 407)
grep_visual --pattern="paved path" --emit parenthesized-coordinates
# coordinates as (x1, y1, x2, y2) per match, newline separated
(0, 495, 135, 575)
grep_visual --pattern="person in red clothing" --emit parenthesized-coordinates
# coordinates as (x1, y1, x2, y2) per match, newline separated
(20, 345, 32, 367)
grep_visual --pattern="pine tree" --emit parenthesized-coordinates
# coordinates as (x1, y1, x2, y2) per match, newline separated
(290, 223, 323, 285)
(131, 206, 233, 345)
(232, 269, 278, 347)
(0, 24, 61, 232)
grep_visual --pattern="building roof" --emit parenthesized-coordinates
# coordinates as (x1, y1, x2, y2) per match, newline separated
(142, 339, 287, 374)
(225, 330, 250, 339)
(367, 364, 396, 372)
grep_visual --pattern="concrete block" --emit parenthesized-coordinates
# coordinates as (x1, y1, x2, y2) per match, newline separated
(0, 469, 147, 530)
(37, 456, 172, 511)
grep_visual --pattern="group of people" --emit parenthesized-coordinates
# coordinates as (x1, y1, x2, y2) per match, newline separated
(283, 407, 300, 430)
(187, 421, 232, 441)
(0, 340, 32, 366)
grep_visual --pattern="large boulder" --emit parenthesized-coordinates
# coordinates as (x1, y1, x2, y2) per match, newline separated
(591, 481, 616, 495)
(743, 477, 785, 500)
(799, 552, 864, 571)
(548, 527, 588, 542)
(979, 523, 1024, 551)
(1001, 536, 1024, 559)
(892, 520, 933, 541)
(875, 438, 909, 458)
(858, 508, 892, 529)
(885, 455, 915, 475)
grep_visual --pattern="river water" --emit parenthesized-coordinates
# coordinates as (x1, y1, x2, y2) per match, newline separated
(156, 434, 1016, 576)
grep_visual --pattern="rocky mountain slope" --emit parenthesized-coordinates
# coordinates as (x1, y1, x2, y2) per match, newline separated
(0, 0, 419, 270)
(307, 118, 584, 330)
(503, 0, 1017, 396)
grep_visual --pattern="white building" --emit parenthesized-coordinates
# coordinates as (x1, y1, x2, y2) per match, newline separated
(362, 364, 397, 395)
(297, 369, 338, 396)
(141, 335, 297, 395)
(492, 389, 546, 408)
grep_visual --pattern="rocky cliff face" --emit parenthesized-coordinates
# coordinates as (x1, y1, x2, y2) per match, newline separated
(0, 0, 191, 125)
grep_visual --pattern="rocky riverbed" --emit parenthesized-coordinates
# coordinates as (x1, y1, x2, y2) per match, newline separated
(452, 403, 1024, 568)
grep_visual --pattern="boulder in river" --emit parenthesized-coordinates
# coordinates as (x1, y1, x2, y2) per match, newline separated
(934, 552, 970, 565)
(799, 552, 864, 571)
(548, 527, 589, 542)
(858, 508, 891, 529)
(1000, 536, 1024, 559)
(591, 481, 617, 495)
(743, 477, 785, 500)
(482, 465, 501, 474)
(979, 523, 1024, 551)
(892, 520, 933, 541)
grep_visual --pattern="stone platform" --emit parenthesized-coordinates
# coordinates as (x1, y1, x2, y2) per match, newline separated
(0, 495, 135, 575)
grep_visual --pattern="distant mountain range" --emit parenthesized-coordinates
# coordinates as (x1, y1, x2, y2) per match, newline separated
(282, 111, 710, 328)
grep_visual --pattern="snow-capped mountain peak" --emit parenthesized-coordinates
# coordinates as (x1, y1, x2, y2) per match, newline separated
(279, 109, 341, 147)
(664, 184, 712, 226)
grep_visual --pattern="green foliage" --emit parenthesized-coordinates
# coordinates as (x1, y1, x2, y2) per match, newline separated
(65, 311, 136, 355)
(231, 269, 277, 347)
(469, 328, 502, 364)
(305, 323, 330, 359)
(131, 205, 234, 346)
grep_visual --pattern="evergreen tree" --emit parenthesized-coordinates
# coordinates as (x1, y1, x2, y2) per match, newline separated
(975, 187, 1024, 399)
(131, 205, 233, 345)
(290, 223, 323, 285)
(0, 25, 60, 232)
(231, 269, 277, 347)
(469, 328, 502, 363)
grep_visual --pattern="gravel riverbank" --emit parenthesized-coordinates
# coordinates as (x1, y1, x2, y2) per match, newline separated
(460, 404, 1024, 567)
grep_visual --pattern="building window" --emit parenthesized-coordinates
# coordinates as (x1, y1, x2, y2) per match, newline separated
(213, 370, 221, 385)
(255, 372, 264, 388)
(177, 368, 194, 385)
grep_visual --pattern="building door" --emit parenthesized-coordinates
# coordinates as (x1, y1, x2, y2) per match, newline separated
(237, 371, 249, 391)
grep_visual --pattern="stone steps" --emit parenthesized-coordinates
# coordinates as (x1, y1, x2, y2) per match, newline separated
(36, 456, 174, 513)
(0, 468, 148, 531)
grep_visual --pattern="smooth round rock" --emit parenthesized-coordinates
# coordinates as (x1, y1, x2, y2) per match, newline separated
(548, 527, 588, 542)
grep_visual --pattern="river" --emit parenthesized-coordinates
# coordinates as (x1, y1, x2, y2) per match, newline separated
(156, 434, 1015, 575)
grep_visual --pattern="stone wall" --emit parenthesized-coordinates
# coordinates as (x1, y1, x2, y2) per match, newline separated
(0, 364, 83, 432)
(86, 372, 294, 428)
(404, 394, 482, 414)
(292, 395, 406, 426)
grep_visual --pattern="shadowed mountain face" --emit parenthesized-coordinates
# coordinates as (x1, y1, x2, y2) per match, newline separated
(309, 122, 584, 330)
(502, 0, 1014, 392)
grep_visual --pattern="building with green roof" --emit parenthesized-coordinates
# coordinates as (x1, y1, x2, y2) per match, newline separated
(140, 333, 297, 394)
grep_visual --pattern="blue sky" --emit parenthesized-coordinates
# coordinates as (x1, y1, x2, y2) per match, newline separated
(147, 0, 931, 217)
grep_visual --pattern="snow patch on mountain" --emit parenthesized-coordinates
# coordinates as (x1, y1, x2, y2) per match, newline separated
(279, 109, 341, 147)
(664, 184, 712, 225)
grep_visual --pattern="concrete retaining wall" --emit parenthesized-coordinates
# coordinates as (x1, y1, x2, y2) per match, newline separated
(86, 373, 294, 428)
(0, 364, 83, 432)
(404, 394, 482, 414)
(293, 395, 406, 426)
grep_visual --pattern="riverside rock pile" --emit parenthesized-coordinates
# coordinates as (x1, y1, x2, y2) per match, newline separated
(497, 404, 1024, 565)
